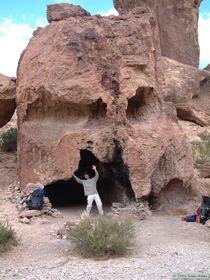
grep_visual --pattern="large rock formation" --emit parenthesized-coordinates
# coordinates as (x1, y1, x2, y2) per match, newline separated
(0, 74, 16, 128)
(16, 3, 196, 207)
(114, 0, 202, 67)
(47, 3, 91, 23)
(157, 57, 210, 126)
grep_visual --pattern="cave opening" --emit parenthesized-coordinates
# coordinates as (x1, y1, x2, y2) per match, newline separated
(149, 178, 189, 211)
(176, 107, 194, 123)
(126, 87, 155, 121)
(44, 146, 135, 208)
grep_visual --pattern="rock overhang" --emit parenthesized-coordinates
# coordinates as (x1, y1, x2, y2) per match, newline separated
(16, 3, 200, 203)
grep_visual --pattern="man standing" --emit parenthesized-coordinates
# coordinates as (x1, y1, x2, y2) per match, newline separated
(73, 165, 104, 215)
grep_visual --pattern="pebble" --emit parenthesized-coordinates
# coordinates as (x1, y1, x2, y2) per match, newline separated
(19, 217, 30, 224)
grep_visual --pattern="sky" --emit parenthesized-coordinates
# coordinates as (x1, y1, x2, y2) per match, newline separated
(0, 0, 209, 77)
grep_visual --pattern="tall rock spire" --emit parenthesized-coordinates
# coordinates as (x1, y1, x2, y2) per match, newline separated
(114, 0, 202, 67)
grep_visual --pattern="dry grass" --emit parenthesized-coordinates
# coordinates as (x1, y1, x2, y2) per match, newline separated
(67, 216, 134, 258)
(0, 220, 17, 252)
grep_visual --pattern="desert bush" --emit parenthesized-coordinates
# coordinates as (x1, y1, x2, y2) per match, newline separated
(0, 220, 17, 252)
(0, 128, 17, 152)
(67, 216, 134, 258)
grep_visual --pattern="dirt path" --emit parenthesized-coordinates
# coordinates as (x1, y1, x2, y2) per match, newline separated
(0, 187, 210, 280)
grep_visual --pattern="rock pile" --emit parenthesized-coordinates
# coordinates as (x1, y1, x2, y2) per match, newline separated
(110, 200, 152, 219)
(8, 184, 61, 224)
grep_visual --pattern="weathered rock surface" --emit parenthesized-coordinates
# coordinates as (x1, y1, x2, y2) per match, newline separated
(114, 0, 201, 67)
(198, 163, 210, 178)
(0, 74, 16, 128)
(157, 57, 210, 126)
(47, 3, 90, 23)
(16, 3, 201, 207)
(193, 178, 210, 198)
(204, 64, 210, 71)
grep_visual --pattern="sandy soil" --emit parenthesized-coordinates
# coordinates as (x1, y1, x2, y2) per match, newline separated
(0, 187, 210, 280)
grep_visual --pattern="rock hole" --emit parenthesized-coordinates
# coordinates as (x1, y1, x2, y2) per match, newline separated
(101, 69, 119, 96)
(44, 147, 135, 208)
(25, 87, 107, 122)
(176, 108, 204, 126)
(149, 178, 189, 211)
(90, 98, 107, 119)
(126, 87, 156, 121)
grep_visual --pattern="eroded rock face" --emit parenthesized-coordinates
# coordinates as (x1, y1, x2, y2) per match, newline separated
(198, 163, 210, 178)
(0, 74, 16, 128)
(17, 4, 195, 203)
(114, 0, 201, 67)
(204, 64, 210, 71)
(158, 57, 210, 126)
(47, 3, 90, 23)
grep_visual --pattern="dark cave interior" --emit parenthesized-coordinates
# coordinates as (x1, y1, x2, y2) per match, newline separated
(44, 145, 135, 208)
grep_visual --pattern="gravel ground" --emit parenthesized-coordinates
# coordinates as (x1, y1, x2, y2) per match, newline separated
(0, 191, 210, 280)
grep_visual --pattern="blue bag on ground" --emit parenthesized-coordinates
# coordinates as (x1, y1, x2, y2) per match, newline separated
(26, 188, 45, 210)
(184, 214, 197, 222)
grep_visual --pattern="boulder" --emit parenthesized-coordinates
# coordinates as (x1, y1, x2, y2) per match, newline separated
(157, 57, 210, 126)
(16, 4, 194, 205)
(47, 3, 90, 23)
(0, 74, 16, 127)
(19, 209, 43, 218)
(114, 0, 201, 67)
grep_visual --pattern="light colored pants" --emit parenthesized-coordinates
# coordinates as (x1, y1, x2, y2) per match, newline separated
(86, 194, 104, 215)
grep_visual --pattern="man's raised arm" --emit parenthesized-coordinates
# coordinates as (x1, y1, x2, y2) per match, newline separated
(73, 174, 83, 184)
(92, 165, 99, 182)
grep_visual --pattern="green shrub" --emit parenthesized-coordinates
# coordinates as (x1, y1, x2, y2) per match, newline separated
(0, 128, 17, 152)
(67, 216, 134, 258)
(0, 220, 17, 252)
